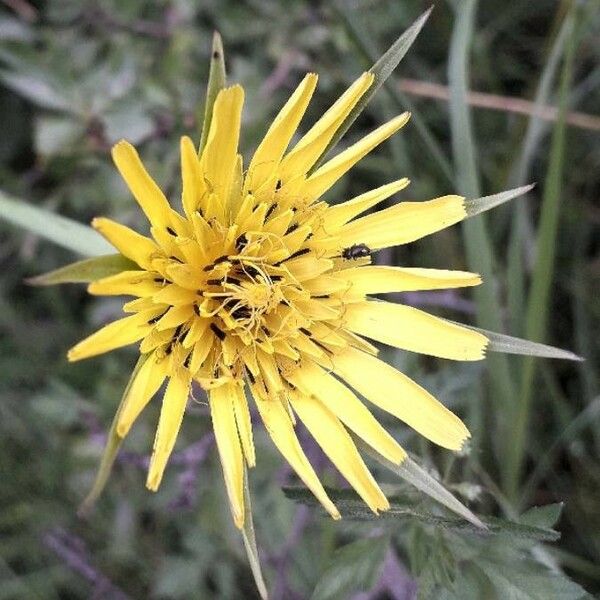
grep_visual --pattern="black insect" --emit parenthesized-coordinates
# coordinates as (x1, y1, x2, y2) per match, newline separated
(341, 243, 371, 260)
(235, 233, 248, 252)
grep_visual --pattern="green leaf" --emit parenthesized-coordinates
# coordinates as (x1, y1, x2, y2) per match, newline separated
(78, 355, 147, 517)
(240, 467, 269, 600)
(520, 504, 564, 530)
(310, 6, 432, 173)
(198, 31, 226, 153)
(465, 325, 583, 361)
(0, 69, 73, 113)
(0, 191, 113, 257)
(447, 0, 518, 463)
(310, 536, 388, 600)
(26, 254, 138, 286)
(507, 5, 581, 503)
(282, 487, 559, 542)
(464, 185, 535, 218)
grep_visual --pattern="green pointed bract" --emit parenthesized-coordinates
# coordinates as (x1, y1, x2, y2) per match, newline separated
(309, 7, 433, 173)
(78, 354, 149, 517)
(240, 466, 269, 600)
(464, 184, 536, 218)
(0, 191, 112, 256)
(464, 325, 583, 361)
(354, 437, 486, 529)
(27, 254, 138, 286)
(199, 31, 227, 153)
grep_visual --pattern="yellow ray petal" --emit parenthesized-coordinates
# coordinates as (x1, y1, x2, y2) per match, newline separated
(289, 392, 388, 513)
(230, 383, 255, 467)
(302, 113, 410, 200)
(155, 305, 194, 331)
(92, 218, 158, 270)
(246, 73, 319, 193)
(320, 179, 410, 233)
(285, 256, 333, 282)
(343, 300, 488, 361)
(333, 347, 470, 450)
(334, 266, 482, 296)
(68, 309, 161, 362)
(88, 271, 160, 297)
(251, 387, 339, 519)
(341, 195, 467, 249)
(181, 135, 206, 219)
(117, 352, 168, 438)
(289, 361, 406, 464)
(111, 140, 172, 228)
(199, 85, 244, 206)
(146, 372, 190, 491)
(182, 317, 210, 349)
(210, 384, 245, 528)
(279, 72, 374, 179)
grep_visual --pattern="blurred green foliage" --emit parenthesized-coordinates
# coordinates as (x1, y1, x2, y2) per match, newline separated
(0, 0, 598, 598)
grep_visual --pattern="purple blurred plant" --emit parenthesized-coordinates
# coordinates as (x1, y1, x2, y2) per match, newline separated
(43, 527, 130, 600)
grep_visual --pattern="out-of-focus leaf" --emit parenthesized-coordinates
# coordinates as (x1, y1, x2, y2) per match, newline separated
(310, 536, 388, 600)
(199, 31, 226, 153)
(0, 17, 35, 42)
(310, 6, 432, 172)
(0, 191, 112, 256)
(0, 69, 73, 113)
(103, 102, 155, 145)
(26, 254, 138, 286)
(35, 116, 85, 156)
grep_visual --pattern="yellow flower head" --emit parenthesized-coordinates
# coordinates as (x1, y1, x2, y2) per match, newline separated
(69, 72, 488, 528)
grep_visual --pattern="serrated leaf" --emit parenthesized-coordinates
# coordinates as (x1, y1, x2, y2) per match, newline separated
(198, 31, 226, 153)
(27, 254, 138, 286)
(520, 504, 564, 530)
(0, 191, 111, 256)
(464, 184, 535, 218)
(282, 488, 559, 542)
(310, 536, 388, 600)
(78, 355, 147, 516)
(240, 467, 269, 600)
(310, 7, 432, 172)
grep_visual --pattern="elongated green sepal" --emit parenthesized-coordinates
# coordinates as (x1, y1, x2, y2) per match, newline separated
(310, 7, 432, 172)
(198, 31, 227, 153)
(27, 254, 138, 286)
(78, 355, 148, 517)
(356, 438, 486, 529)
(465, 184, 535, 218)
(0, 191, 112, 256)
(475, 326, 583, 361)
(240, 466, 269, 600)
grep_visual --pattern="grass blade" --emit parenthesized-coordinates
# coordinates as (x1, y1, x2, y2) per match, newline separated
(198, 31, 226, 153)
(464, 184, 535, 218)
(310, 6, 432, 173)
(26, 254, 138, 286)
(447, 0, 517, 458)
(506, 8, 580, 502)
(0, 191, 112, 257)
